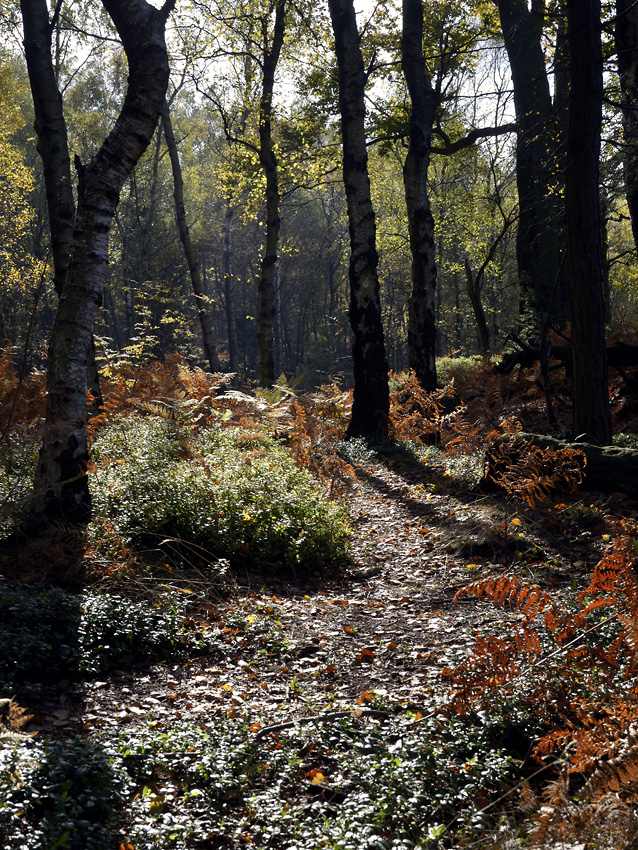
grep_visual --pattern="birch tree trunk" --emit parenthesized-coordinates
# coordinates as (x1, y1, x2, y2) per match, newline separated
(32, 0, 175, 522)
(162, 102, 220, 372)
(328, 0, 389, 438)
(402, 0, 438, 391)
(257, 0, 286, 388)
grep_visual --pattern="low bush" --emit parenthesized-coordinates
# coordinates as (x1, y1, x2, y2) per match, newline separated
(0, 580, 202, 695)
(0, 736, 126, 850)
(436, 355, 483, 392)
(90, 416, 350, 573)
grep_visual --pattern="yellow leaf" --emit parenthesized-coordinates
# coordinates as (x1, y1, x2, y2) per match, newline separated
(311, 772, 328, 785)
(221, 684, 233, 691)
(511, 518, 521, 526)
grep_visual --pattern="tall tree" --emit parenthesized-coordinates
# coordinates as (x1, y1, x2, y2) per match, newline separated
(401, 0, 438, 390)
(565, 0, 611, 444)
(496, 0, 568, 324)
(256, 0, 286, 387)
(27, 0, 175, 522)
(616, 0, 638, 251)
(162, 101, 220, 372)
(328, 0, 389, 438)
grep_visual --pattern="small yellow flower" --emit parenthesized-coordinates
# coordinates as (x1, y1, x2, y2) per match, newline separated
(511, 518, 521, 527)
(602, 534, 611, 543)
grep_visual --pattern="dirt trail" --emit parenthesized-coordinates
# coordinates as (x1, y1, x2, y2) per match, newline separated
(36, 457, 529, 736)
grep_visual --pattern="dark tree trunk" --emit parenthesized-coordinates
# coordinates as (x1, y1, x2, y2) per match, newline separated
(20, 0, 75, 300)
(32, 0, 175, 522)
(222, 201, 239, 376)
(496, 0, 568, 322)
(616, 0, 638, 250)
(21, 0, 103, 414)
(257, 0, 286, 388)
(463, 258, 490, 356)
(401, 0, 437, 391)
(162, 103, 220, 372)
(565, 0, 611, 444)
(328, 0, 389, 438)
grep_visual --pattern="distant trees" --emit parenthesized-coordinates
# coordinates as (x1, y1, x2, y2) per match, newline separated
(2, 0, 635, 524)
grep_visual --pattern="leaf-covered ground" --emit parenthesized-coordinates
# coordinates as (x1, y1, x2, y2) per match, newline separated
(7, 444, 633, 848)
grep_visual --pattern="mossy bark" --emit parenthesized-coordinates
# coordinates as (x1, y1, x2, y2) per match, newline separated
(496, 0, 568, 322)
(616, 0, 638, 251)
(257, 0, 286, 389)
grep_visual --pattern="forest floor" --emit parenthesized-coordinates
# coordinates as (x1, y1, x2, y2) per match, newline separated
(37, 449, 605, 738)
(17, 443, 634, 848)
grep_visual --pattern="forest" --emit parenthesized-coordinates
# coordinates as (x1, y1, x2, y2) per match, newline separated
(2, 0, 638, 847)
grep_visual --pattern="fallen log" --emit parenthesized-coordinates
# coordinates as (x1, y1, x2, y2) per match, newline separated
(482, 433, 638, 498)
(495, 342, 638, 377)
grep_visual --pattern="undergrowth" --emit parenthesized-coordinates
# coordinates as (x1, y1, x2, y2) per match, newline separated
(446, 530, 638, 847)
(0, 706, 514, 850)
(90, 415, 350, 574)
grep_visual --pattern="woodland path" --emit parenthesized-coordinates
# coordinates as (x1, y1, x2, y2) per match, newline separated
(34, 453, 594, 736)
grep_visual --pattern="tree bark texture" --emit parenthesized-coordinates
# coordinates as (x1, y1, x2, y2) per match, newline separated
(496, 0, 568, 322)
(257, 0, 286, 388)
(22, 0, 103, 414)
(33, 0, 175, 522)
(162, 103, 220, 372)
(328, 0, 389, 438)
(402, 0, 438, 391)
(565, 0, 611, 445)
(616, 0, 638, 250)
(20, 0, 75, 299)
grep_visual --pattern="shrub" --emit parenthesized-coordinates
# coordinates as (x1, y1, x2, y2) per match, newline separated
(90, 416, 350, 573)
(0, 580, 201, 694)
(0, 737, 125, 850)
(436, 354, 483, 392)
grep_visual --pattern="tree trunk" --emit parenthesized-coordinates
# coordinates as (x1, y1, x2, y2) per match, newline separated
(401, 0, 438, 391)
(496, 0, 568, 322)
(162, 103, 220, 372)
(328, 0, 390, 438)
(20, 0, 75, 300)
(257, 0, 286, 388)
(21, 0, 103, 414)
(222, 201, 239, 376)
(565, 0, 611, 444)
(32, 0, 175, 523)
(463, 258, 490, 356)
(616, 0, 638, 250)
